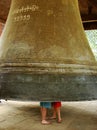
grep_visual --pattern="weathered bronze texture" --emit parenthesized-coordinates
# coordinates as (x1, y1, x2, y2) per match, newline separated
(0, 0, 97, 101)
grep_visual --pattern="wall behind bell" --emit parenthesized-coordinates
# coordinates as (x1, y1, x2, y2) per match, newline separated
(85, 30, 97, 60)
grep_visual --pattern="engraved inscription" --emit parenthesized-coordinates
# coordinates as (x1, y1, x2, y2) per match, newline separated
(14, 15, 30, 22)
(12, 4, 39, 22)
(13, 5, 39, 14)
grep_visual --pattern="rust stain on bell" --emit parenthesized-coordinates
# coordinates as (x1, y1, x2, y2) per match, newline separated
(0, 0, 97, 101)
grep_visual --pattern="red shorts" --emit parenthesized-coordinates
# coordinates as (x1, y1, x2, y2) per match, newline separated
(52, 102, 61, 108)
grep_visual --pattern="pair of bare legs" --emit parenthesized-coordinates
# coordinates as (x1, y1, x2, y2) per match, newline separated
(41, 107, 62, 124)
(51, 106, 62, 123)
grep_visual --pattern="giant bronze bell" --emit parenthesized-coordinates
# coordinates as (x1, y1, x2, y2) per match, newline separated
(0, 0, 97, 101)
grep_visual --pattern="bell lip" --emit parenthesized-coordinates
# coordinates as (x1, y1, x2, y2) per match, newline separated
(0, 72, 97, 101)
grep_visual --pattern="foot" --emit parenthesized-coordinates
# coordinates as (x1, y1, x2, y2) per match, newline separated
(57, 119, 62, 123)
(41, 120, 51, 125)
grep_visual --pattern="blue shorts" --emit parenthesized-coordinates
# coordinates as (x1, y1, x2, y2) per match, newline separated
(40, 102, 51, 108)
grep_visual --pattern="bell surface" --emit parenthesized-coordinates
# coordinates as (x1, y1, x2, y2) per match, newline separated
(0, 0, 97, 101)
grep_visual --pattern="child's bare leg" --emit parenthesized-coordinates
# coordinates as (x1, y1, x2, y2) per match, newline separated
(50, 108, 57, 119)
(41, 107, 51, 124)
(56, 107, 62, 122)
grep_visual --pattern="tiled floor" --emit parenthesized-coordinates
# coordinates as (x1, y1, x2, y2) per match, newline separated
(0, 100, 97, 130)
